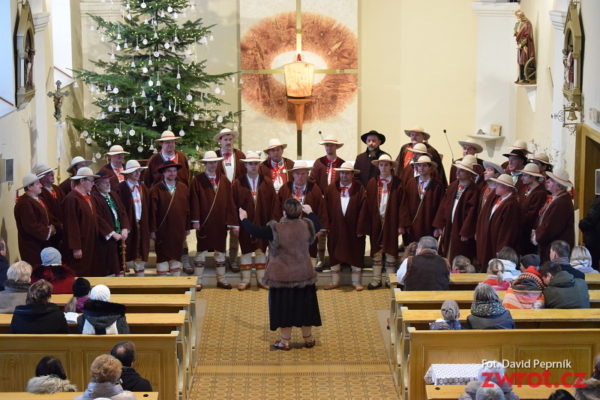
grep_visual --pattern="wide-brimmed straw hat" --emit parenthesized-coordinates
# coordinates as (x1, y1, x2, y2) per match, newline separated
(19, 173, 40, 190)
(414, 155, 438, 168)
(32, 163, 57, 178)
(408, 143, 429, 155)
(213, 128, 238, 142)
(263, 138, 287, 152)
(482, 160, 504, 175)
(200, 151, 223, 163)
(240, 151, 262, 163)
(319, 136, 344, 148)
(529, 152, 552, 166)
(67, 156, 92, 173)
(507, 140, 530, 154)
(106, 145, 130, 156)
(122, 160, 148, 174)
(519, 163, 544, 178)
(404, 126, 431, 141)
(458, 138, 483, 153)
(156, 130, 181, 142)
(371, 154, 398, 169)
(334, 161, 360, 173)
(489, 173, 516, 189)
(70, 167, 99, 180)
(546, 169, 573, 188)
(453, 159, 478, 176)
(289, 160, 312, 172)
(157, 160, 182, 173)
(360, 130, 386, 145)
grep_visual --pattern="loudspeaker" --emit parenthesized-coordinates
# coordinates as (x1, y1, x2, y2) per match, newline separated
(596, 169, 600, 196)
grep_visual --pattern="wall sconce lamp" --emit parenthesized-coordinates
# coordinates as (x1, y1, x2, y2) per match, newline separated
(284, 54, 314, 159)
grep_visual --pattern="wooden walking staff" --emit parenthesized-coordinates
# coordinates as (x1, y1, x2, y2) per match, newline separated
(120, 239, 129, 274)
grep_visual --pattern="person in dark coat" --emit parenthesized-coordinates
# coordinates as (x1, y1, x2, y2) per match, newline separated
(75, 354, 135, 400)
(448, 138, 484, 183)
(354, 130, 389, 187)
(258, 138, 295, 193)
(118, 160, 150, 276)
(358, 154, 403, 289)
(31, 247, 76, 294)
(14, 173, 56, 266)
(580, 195, 600, 269)
(190, 151, 237, 288)
(395, 127, 447, 188)
(0, 237, 8, 291)
(98, 145, 130, 195)
(549, 240, 585, 280)
(433, 159, 480, 263)
(239, 199, 322, 351)
(149, 160, 190, 276)
(402, 236, 450, 291)
(59, 156, 92, 196)
(517, 163, 547, 255)
(533, 169, 575, 263)
(33, 163, 64, 251)
(322, 162, 366, 290)
(10, 279, 68, 334)
(466, 283, 515, 329)
(540, 262, 590, 309)
(78, 284, 129, 334)
(398, 155, 445, 244)
(231, 151, 279, 290)
(62, 167, 99, 277)
(111, 342, 152, 392)
(502, 140, 530, 190)
(145, 130, 190, 188)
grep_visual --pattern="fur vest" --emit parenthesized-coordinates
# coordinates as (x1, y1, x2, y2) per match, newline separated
(26, 375, 77, 394)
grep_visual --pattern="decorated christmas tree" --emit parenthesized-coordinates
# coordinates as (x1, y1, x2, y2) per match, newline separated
(70, 0, 238, 160)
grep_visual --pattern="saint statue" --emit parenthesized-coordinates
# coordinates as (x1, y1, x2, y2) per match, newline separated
(514, 10, 535, 83)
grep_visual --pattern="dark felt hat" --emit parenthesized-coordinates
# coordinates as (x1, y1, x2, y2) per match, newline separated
(157, 160, 182, 173)
(502, 149, 528, 161)
(360, 130, 386, 145)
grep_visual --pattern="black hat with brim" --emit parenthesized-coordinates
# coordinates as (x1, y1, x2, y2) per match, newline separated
(502, 149, 527, 161)
(158, 160, 183, 173)
(360, 130, 386, 145)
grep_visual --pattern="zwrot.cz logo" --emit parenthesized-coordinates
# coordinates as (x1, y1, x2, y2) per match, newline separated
(481, 359, 587, 388)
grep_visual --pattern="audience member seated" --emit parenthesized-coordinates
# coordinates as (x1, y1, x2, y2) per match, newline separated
(10, 279, 68, 334)
(481, 259, 510, 291)
(466, 283, 515, 329)
(540, 262, 590, 309)
(65, 277, 91, 313)
(495, 247, 520, 281)
(518, 253, 540, 272)
(31, 247, 76, 294)
(429, 299, 462, 330)
(0, 261, 32, 313)
(547, 389, 575, 400)
(575, 354, 600, 400)
(475, 382, 506, 400)
(458, 360, 519, 400)
(502, 266, 545, 309)
(111, 341, 153, 392)
(26, 356, 77, 394)
(549, 240, 585, 280)
(0, 237, 8, 291)
(78, 284, 129, 334)
(452, 255, 476, 273)
(76, 354, 135, 400)
(571, 246, 598, 274)
(400, 236, 450, 291)
(396, 242, 418, 285)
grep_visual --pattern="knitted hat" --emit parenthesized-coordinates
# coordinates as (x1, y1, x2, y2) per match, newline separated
(40, 247, 62, 266)
(72, 278, 91, 298)
(440, 299, 460, 321)
(90, 284, 111, 302)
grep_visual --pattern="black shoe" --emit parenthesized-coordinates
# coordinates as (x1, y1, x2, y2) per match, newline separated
(367, 282, 382, 290)
(230, 263, 240, 273)
(217, 281, 232, 289)
(315, 262, 330, 273)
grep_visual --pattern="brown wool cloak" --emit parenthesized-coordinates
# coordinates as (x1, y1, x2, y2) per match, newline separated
(92, 191, 131, 276)
(475, 191, 498, 270)
(395, 142, 447, 188)
(354, 148, 389, 188)
(144, 151, 190, 187)
(39, 185, 65, 249)
(190, 172, 237, 253)
(358, 176, 402, 256)
(535, 193, 574, 263)
(324, 181, 366, 267)
(216, 148, 246, 182)
(479, 194, 521, 269)
(232, 176, 279, 254)
(433, 180, 479, 262)
(258, 157, 295, 187)
(62, 190, 98, 276)
(99, 164, 124, 195)
(14, 195, 52, 266)
(149, 181, 190, 262)
(310, 156, 345, 194)
(117, 181, 151, 262)
(517, 183, 547, 255)
(398, 176, 445, 244)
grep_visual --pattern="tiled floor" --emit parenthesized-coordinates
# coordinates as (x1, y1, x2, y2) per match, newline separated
(191, 287, 399, 399)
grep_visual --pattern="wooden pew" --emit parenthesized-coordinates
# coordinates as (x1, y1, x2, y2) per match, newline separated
(0, 334, 182, 400)
(0, 393, 158, 400)
(85, 276, 197, 294)
(425, 384, 574, 399)
(405, 329, 600, 400)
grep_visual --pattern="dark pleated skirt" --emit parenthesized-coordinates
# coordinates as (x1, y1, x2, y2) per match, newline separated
(268, 285, 322, 331)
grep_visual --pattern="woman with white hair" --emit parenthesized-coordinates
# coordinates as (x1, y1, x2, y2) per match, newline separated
(458, 360, 519, 400)
(76, 354, 135, 400)
(0, 261, 32, 313)
(571, 246, 598, 274)
(77, 285, 129, 335)
(466, 283, 515, 330)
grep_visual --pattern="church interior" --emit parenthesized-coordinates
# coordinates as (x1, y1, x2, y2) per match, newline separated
(1, 0, 600, 399)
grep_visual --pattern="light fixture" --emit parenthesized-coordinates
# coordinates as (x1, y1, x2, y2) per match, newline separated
(284, 54, 314, 159)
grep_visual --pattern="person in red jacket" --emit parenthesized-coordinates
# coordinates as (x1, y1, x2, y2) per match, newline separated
(31, 247, 75, 294)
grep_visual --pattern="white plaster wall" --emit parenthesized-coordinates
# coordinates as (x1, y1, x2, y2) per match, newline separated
(581, 0, 600, 133)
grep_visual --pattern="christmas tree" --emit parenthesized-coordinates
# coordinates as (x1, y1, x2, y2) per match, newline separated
(70, 0, 238, 160)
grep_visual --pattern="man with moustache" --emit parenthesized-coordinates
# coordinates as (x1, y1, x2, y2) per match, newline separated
(354, 130, 389, 187)
(259, 138, 295, 194)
